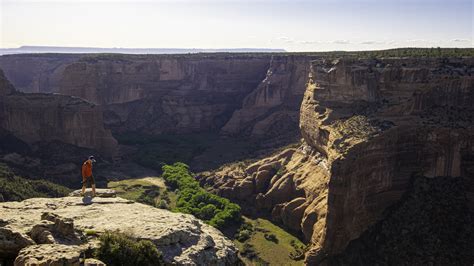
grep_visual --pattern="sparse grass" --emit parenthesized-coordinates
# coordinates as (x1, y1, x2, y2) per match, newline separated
(84, 229, 98, 236)
(107, 177, 177, 209)
(234, 217, 305, 266)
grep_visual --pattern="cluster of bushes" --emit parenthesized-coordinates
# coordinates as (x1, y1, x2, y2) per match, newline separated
(235, 222, 254, 242)
(289, 240, 307, 261)
(162, 162, 241, 229)
(240, 243, 268, 264)
(0, 163, 70, 201)
(94, 231, 164, 266)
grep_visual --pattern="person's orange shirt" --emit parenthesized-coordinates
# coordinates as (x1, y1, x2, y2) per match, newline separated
(82, 159, 93, 178)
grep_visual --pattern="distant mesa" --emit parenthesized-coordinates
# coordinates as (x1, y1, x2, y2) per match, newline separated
(0, 45, 286, 55)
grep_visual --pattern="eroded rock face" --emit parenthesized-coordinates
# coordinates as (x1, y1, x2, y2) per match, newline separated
(200, 57, 474, 264)
(0, 54, 313, 140)
(0, 194, 239, 265)
(0, 54, 80, 93)
(301, 58, 474, 262)
(221, 55, 313, 139)
(14, 244, 82, 266)
(0, 69, 118, 157)
(59, 55, 270, 134)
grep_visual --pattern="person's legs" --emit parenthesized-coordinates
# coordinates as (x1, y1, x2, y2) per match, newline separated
(90, 175, 96, 197)
(81, 176, 86, 196)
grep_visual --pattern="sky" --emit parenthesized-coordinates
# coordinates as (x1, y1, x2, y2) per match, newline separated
(0, 0, 472, 52)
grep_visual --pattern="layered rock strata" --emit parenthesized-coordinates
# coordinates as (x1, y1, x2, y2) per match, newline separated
(221, 55, 312, 138)
(0, 54, 80, 93)
(0, 54, 313, 140)
(0, 192, 240, 265)
(200, 57, 474, 263)
(0, 69, 117, 157)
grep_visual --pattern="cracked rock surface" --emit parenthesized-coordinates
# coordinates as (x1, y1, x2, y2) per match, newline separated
(0, 190, 239, 265)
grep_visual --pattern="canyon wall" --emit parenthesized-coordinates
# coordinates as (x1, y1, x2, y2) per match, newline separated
(221, 55, 312, 139)
(0, 54, 80, 93)
(58, 55, 270, 134)
(200, 57, 474, 263)
(0, 54, 313, 140)
(0, 69, 117, 157)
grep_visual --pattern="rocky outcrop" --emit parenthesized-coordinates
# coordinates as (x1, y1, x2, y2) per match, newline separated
(0, 69, 117, 157)
(200, 57, 474, 264)
(0, 191, 240, 265)
(14, 244, 83, 266)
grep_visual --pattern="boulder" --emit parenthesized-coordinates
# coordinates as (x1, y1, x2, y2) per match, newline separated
(254, 170, 273, 192)
(14, 244, 82, 266)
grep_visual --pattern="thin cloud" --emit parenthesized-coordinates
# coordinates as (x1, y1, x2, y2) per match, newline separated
(359, 40, 386, 45)
(298, 40, 321, 45)
(332, 40, 350, 45)
(451, 38, 470, 42)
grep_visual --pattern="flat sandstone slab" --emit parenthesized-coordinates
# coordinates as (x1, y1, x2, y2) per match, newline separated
(0, 196, 239, 265)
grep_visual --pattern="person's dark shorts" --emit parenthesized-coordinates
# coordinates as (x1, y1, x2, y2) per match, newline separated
(82, 175, 95, 186)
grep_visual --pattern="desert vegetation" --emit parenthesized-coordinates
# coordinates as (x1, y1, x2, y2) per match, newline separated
(234, 217, 307, 265)
(162, 162, 242, 229)
(0, 163, 70, 201)
(94, 231, 164, 266)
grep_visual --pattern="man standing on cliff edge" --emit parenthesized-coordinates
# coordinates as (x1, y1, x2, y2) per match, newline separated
(81, 156, 97, 197)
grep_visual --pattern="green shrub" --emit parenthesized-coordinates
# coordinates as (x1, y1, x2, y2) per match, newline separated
(161, 190, 170, 203)
(0, 164, 70, 201)
(137, 193, 156, 206)
(157, 199, 169, 209)
(162, 163, 241, 229)
(94, 231, 164, 266)
(241, 243, 258, 259)
(289, 240, 307, 261)
(235, 229, 252, 242)
(264, 233, 278, 243)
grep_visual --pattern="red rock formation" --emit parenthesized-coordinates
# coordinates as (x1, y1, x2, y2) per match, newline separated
(55, 55, 271, 134)
(0, 69, 117, 157)
(0, 54, 312, 140)
(221, 55, 313, 139)
(0, 54, 80, 93)
(200, 57, 474, 264)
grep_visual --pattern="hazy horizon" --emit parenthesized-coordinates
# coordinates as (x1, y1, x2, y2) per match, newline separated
(1, 0, 473, 52)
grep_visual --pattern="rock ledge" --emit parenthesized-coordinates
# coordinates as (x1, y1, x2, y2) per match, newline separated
(0, 196, 239, 265)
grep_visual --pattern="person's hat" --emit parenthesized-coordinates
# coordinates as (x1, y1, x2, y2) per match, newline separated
(89, 155, 96, 162)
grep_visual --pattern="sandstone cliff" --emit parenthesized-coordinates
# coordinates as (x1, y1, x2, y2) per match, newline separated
(200, 57, 474, 263)
(0, 54, 80, 93)
(57, 55, 270, 134)
(0, 69, 117, 157)
(221, 55, 313, 140)
(0, 190, 239, 265)
(0, 54, 311, 140)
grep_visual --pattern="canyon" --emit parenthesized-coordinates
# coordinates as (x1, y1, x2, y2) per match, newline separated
(0, 54, 311, 141)
(1, 52, 473, 264)
(199, 57, 474, 264)
(0, 69, 117, 156)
